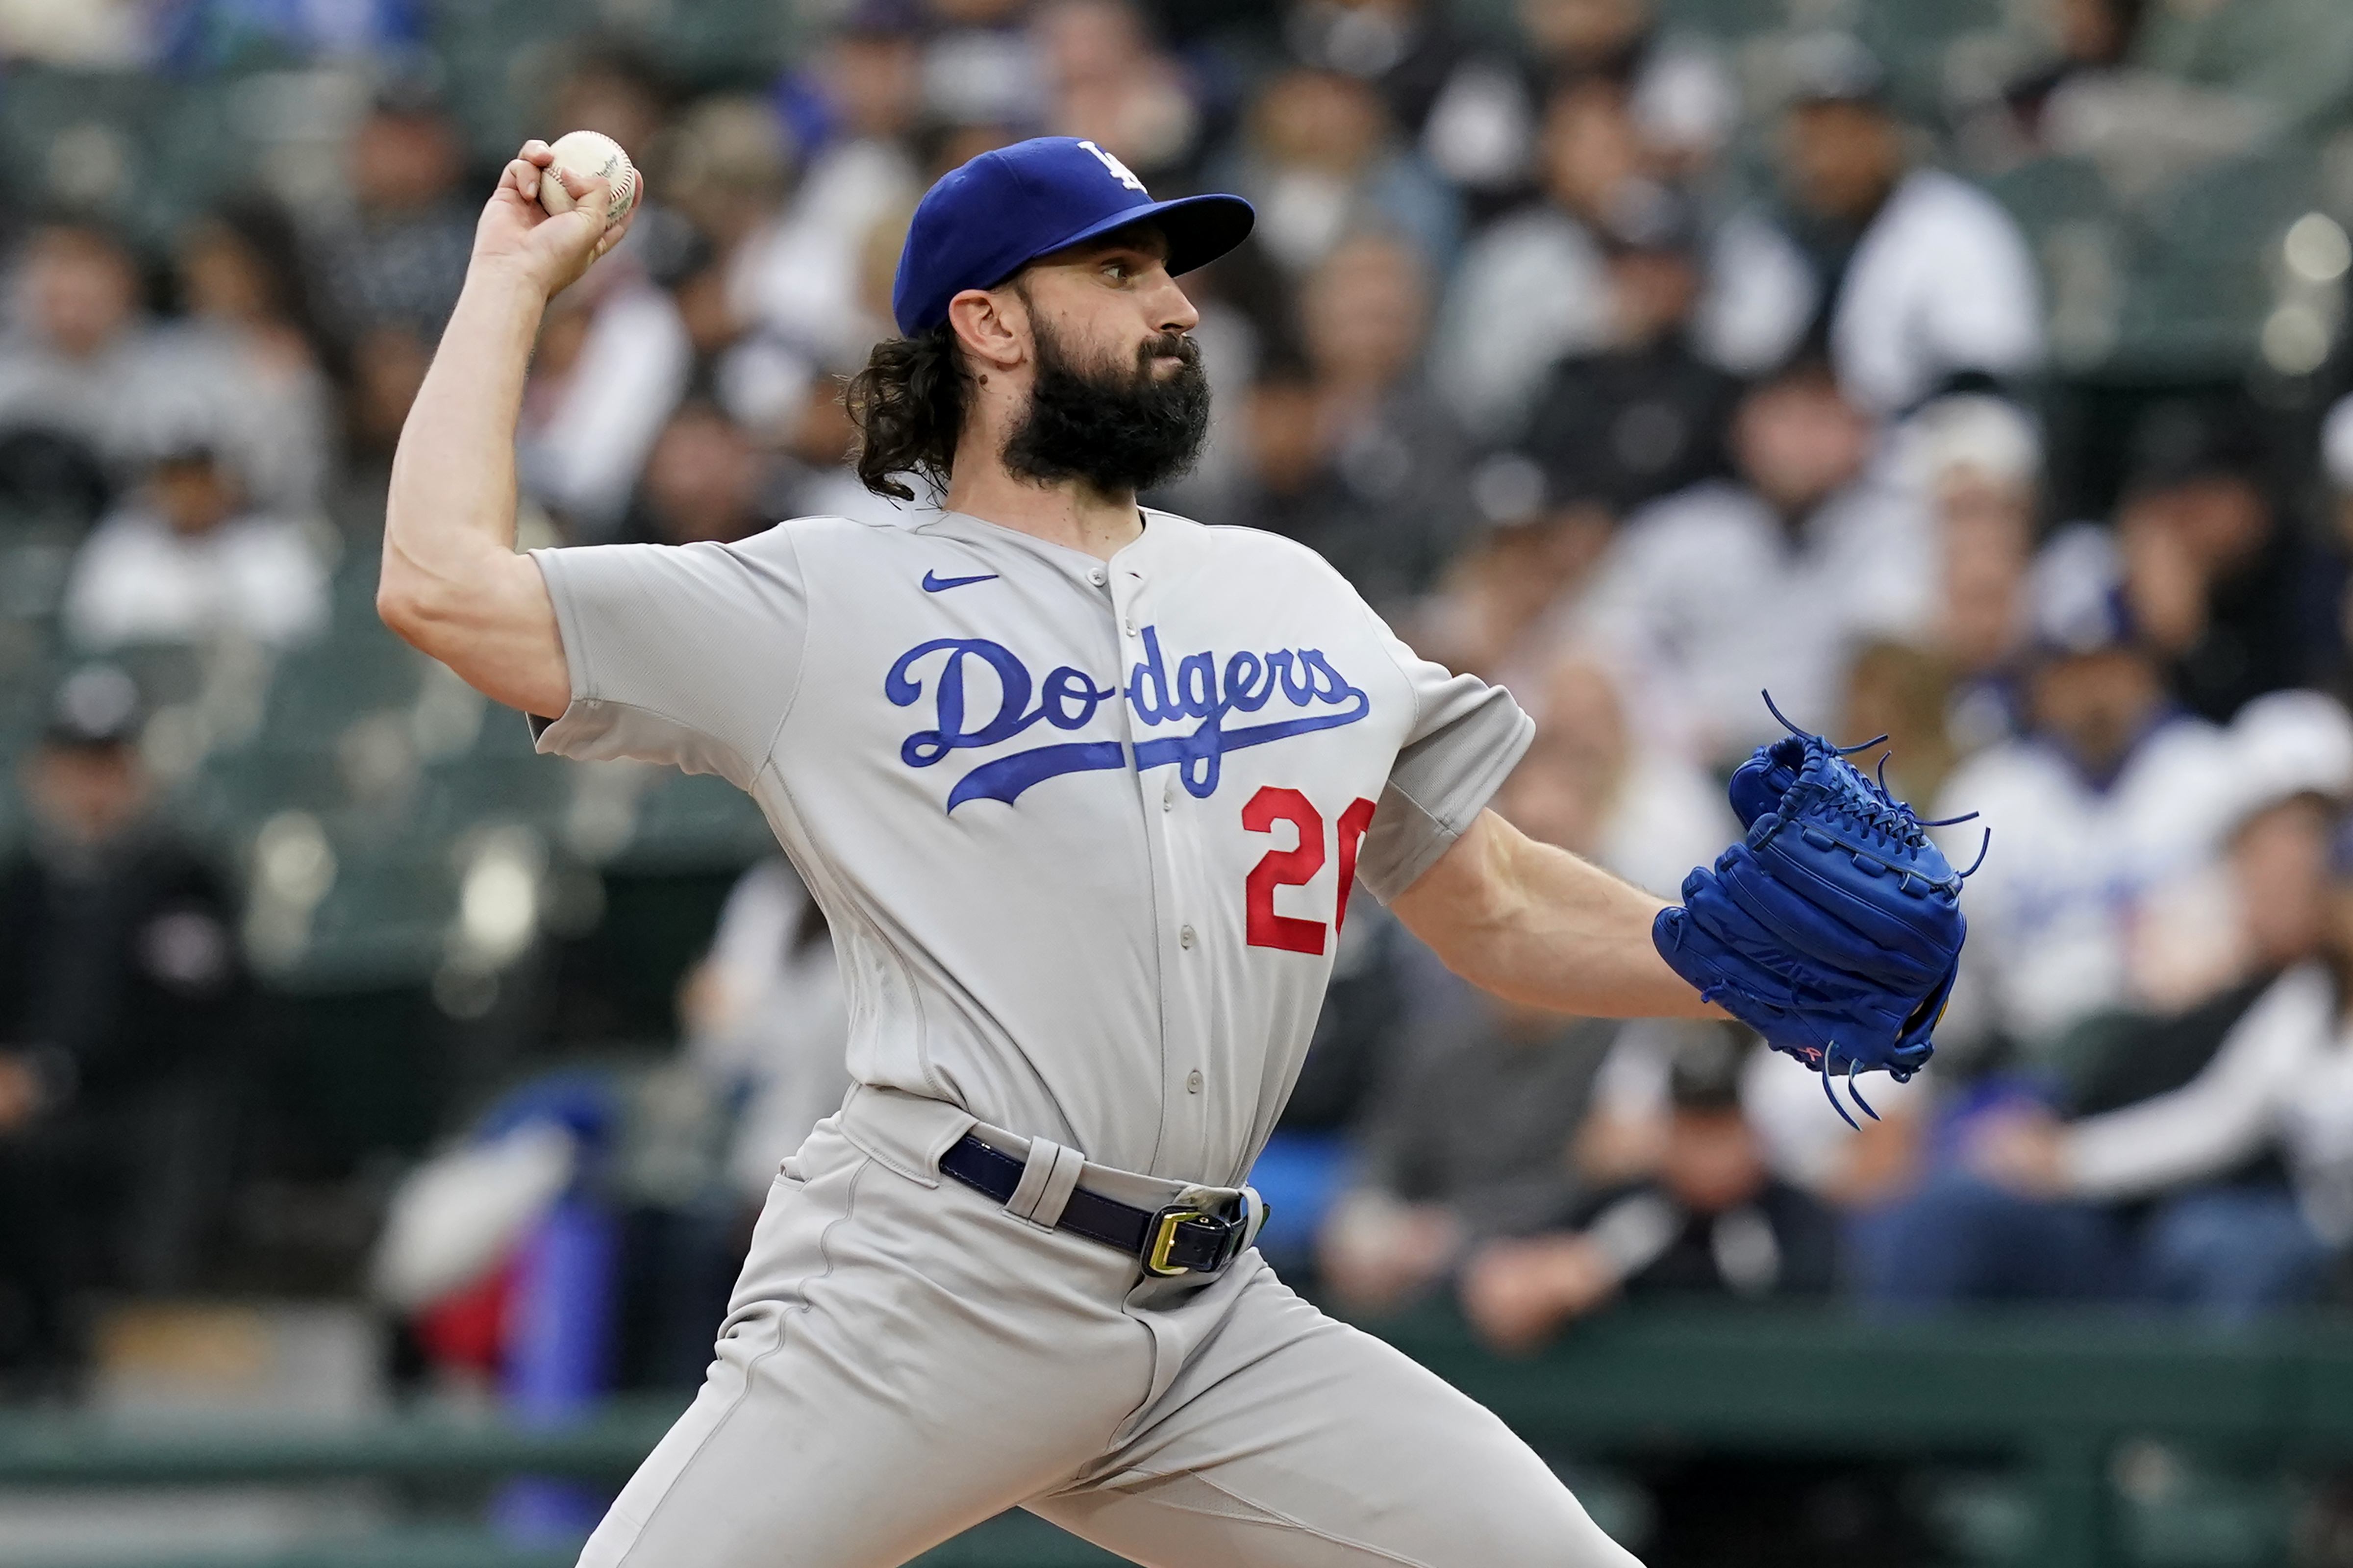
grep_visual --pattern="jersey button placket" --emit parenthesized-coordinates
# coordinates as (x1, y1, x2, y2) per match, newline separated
(1111, 563, 1194, 1159)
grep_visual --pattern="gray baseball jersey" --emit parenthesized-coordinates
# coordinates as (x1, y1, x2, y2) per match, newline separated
(530, 508, 1645, 1568)
(529, 505, 1531, 1189)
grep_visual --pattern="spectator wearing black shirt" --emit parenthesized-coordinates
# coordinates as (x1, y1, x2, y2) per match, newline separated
(1521, 187, 1736, 518)
(1457, 1028, 1837, 1353)
(1702, 34, 2042, 418)
(0, 668, 244, 1383)
(307, 76, 476, 348)
(2115, 405, 2316, 723)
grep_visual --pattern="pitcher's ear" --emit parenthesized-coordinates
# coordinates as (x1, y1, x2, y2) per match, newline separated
(947, 285, 1026, 374)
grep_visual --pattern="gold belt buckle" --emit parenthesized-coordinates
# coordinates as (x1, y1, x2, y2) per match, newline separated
(1144, 1207, 1212, 1276)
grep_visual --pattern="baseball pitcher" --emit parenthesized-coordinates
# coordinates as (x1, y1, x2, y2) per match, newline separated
(380, 136, 1967, 1568)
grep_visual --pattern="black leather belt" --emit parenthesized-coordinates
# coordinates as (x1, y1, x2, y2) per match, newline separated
(939, 1133, 1252, 1277)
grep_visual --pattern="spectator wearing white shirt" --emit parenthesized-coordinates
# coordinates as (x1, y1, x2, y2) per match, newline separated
(1929, 528, 2242, 1058)
(1698, 35, 2044, 419)
(162, 204, 338, 520)
(62, 443, 327, 652)
(515, 263, 693, 543)
(0, 223, 181, 481)
(1961, 790, 2353, 1318)
(1562, 357, 1936, 770)
(1429, 75, 1643, 440)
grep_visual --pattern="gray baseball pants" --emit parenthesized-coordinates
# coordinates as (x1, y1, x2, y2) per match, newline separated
(576, 1086, 1641, 1568)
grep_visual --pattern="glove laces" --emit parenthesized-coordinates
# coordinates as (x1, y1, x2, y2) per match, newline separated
(1761, 690, 1991, 878)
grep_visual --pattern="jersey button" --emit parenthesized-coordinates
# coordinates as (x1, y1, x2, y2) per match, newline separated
(1179, 925, 1196, 948)
(1123, 616, 1136, 637)
(1186, 1070, 1202, 1094)
(1087, 567, 1106, 586)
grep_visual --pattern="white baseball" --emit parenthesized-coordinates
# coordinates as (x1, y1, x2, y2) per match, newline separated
(537, 130, 640, 228)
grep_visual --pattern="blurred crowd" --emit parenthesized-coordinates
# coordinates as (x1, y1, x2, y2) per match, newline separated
(5, 0, 2353, 1422)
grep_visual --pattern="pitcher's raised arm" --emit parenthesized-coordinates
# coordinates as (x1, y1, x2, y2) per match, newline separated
(376, 141, 629, 719)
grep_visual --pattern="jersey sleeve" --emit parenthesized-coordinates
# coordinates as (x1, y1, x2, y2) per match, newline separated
(1355, 623, 1535, 903)
(526, 524, 808, 788)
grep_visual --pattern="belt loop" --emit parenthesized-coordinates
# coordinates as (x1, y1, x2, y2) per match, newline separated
(1006, 1138, 1085, 1227)
(1238, 1186, 1269, 1253)
(1029, 1144, 1087, 1229)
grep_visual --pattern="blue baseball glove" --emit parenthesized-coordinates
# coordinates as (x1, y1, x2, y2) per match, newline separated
(1652, 697, 1984, 1125)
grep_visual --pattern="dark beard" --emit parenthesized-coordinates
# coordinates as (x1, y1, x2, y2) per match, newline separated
(1001, 318, 1211, 496)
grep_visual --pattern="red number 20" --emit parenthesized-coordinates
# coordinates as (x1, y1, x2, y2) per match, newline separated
(1242, 786, 1378, 955)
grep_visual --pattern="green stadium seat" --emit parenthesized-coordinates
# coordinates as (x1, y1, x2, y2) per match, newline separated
(2120, 147, 2321, 373)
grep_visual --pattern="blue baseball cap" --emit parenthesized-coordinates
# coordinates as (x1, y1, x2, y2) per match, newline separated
(891, 136, 1254, 337)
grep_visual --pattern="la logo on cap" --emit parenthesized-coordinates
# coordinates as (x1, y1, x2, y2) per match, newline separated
(1079, 140, 1147, 193)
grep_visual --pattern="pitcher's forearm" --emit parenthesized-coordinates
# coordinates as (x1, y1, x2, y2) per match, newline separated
(1394, 811, 1717, 1020)
(382, 262, 544, 619)
(1481, 850, 1709, 1019)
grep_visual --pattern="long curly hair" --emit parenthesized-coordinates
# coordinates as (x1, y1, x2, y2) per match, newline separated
(844, 324, 973, 503)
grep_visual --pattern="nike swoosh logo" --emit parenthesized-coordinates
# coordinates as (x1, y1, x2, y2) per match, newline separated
(922, 571, 999, 593)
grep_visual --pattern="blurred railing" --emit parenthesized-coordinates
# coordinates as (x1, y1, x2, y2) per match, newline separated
(6, 1303, 2353, 1568)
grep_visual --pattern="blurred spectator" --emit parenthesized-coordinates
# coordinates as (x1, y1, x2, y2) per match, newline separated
(1876, 769, 2352, 1319)
(738, 11, 923, 369)
(0, 668, 243, 1383)
(1287, 0, 1536, 199)
(1319, 995, 1616, 1316)
(1840, 641, 1959, 816)
(1700, 36, 2043, 419)
(516, 265, 692, 542)
(660, 230, 815, 455)
(770, 370, 921, 528)
(1407, 495, 1613, 683)
(622, 400, 772, 548)
(1563, 358, 1935, 769)
(1507, 648, 1732, 899)
(681, 859, 849, 1204)
(1222, 233, 1469, 614)
(1037, 0, 1201, 180)
(166, 204, 337, 517)
(0, 222, 177, 478)
(545, 44, 672, 171)
(1432, 76, 1645, 439)
(61, 442, 329, 650)
(1515, 0, 1735, 178)
(1929, 529, 2241, 1057)
(663, 96, 798, 258)
(1220, 66, 1460, 280)
(923, 0, 1043, 132)
(1520, 187, 1737, 519)
(2137, 690, 2353, 1012)
(1459, 1030, 1838, 1354)
(1319, 653, 1729, 1314)
(1964, 0, 2149, 166)
(1910, 395, 2041, 750)
(307, 77, 475, 344)
(2115, 406, 2311, 724)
